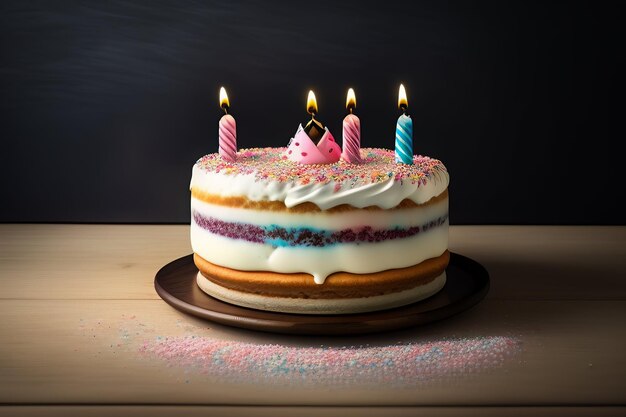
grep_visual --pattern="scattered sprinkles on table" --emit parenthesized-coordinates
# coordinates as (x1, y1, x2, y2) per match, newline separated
(195, 147, 447, 191)
(139, 336, 521, 387)
(79, 316, 522, 388)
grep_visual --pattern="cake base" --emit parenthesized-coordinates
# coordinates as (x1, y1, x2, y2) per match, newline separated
(153, 252, 490, 335)
(197, 271, 446, 315)
(193, 251, 449, 314)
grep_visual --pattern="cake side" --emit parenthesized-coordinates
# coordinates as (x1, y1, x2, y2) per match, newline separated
(190, 147, 449, 284)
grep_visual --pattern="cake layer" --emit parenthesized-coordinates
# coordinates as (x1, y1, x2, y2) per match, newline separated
(194, 251, 449, 299)
(191, 191, 448, 237)
(192, 211, 447, 247)
(191, 215, 448, 284)
(196, 271, 447, 314)
(191, 188, 447, 213)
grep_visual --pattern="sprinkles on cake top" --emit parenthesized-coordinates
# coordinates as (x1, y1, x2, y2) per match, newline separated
(195, 147, 447, 192)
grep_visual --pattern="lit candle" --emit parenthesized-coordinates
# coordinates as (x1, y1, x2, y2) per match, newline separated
(341, 88, 362, 164)
(304, 90, 325, 144)
(218, 87, 237, 162)
(395, 84, 413, 165)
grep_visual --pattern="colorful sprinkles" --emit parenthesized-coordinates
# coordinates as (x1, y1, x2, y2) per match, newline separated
(192, 211, 449, 247)
(195, 148, 447, 191)
(80, 316, 522, 387)
(139, 335, 521, 387)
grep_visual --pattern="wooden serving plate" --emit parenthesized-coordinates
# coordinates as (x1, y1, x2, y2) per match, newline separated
(154, 252, 489, 335)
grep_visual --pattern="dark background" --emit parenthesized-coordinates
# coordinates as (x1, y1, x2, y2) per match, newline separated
(0, 1, 621, 224)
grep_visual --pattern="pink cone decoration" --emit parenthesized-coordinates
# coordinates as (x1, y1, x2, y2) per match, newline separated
(285, 125, 341, 164)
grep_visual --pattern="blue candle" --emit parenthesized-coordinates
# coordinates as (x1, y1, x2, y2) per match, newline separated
(395, 84, 413, 164)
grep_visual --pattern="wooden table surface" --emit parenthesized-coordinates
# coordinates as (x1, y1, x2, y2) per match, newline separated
(1, 224, 625, 416)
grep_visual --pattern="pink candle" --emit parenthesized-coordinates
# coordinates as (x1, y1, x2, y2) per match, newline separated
(218, 87, 237, 162)
(341, 88, 362, 163)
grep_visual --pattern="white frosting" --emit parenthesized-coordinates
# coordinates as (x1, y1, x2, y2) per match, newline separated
(197, 271, 446, 314)
(190, 157, 449, 210)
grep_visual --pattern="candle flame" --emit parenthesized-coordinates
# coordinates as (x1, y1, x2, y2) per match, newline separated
(307, 90, 318, 115)
(219, 87, 229, 110)
(346, 88, 356, 111)
(398, 84, 408, 110)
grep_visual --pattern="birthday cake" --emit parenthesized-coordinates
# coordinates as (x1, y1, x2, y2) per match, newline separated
(191, 87, 449, 314)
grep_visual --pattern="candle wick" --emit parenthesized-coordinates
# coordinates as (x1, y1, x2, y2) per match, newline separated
(222, 105, 229, 115)
(348, 107, 353, 114)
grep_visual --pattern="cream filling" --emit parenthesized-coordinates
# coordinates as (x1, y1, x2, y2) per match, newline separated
(196, 271, 447, 315)
(191, 195, 448, 231)
(190, 219, 449, 284)
(190, 165, 449, 210)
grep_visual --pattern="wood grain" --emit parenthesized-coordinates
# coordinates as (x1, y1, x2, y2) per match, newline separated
(0, 224, 190, 300)
(0, 225, 625, 414)
(449, 226, 626, 300)
(1, 406, 625, 417)
(0, 299, 624, 406)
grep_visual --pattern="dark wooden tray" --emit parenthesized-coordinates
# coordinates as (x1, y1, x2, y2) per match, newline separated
(154, 252, 489, 335)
